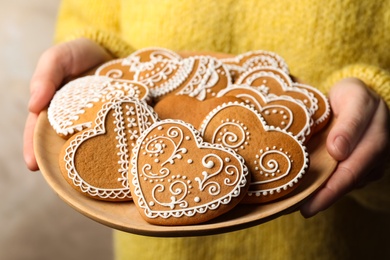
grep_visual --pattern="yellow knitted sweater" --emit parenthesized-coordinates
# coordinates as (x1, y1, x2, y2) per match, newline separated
(55, 1, 390, 259)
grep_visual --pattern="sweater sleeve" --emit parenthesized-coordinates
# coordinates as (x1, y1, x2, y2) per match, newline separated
(320, 63, 390, 108)
(54, 0, 134, 57)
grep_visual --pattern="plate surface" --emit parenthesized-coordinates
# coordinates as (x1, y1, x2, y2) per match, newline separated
(34, 109, 336, 237)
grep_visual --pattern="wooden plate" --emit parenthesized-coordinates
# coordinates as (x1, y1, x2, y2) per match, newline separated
(34, 110, 337, 237)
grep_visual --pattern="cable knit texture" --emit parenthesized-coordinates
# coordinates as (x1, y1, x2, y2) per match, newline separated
(54, 0, 390, 259)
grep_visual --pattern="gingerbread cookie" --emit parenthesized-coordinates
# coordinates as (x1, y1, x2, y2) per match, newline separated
(130, 119, 250, 225)
(220, 50, 289, 81)
(48, 75, 149, 138)
(235, 66, 319, 117)
(95, 58, 136, 80)
(153, 95, 242, 129)
(217, 84, 313, 143)
(95, 47, 182, 81)
(199, 102, 309, 203)
(135, 55, 232, 101)
(59, 96, 158, 201)
(293, 82, 331, 132)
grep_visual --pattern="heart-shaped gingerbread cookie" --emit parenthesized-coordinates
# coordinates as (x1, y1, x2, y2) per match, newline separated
(200, 102, 309, 203)
(95, 47, 182, 80)
(130, 120, 250, 225)
(153, 95, 242, 129)
(236, 66, 318, 117)
(59, 96, 158, 201)
(217, 84, 314, 143)
(220, 50, 290, 80)
(48, 75, 150, 138)
(135, 56, 232, 101)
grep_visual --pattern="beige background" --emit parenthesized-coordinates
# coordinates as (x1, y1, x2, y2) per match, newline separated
(0, 0, 113, 259)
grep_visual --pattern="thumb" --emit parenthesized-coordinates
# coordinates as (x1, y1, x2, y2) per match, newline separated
(326, 78, 380, 161)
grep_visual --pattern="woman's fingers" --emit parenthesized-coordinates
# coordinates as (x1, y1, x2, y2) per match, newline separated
(326, 78, 380, 161)
(23, 112, 39, 171)
(301, 82, 390, 217)
(24, 38, 112, 171)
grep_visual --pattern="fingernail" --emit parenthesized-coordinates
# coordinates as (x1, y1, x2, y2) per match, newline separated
(334, 136, 350, 160)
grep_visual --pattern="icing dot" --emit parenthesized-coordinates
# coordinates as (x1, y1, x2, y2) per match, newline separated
(158, 126, 163, 130)
(149, 201, 155, 206)
(154, 158, 160, 163)
(225, 157, 231, 162)
(185, 136, 191, 140)
(194, 197, 201, 203)
(187, 159, 193, 164)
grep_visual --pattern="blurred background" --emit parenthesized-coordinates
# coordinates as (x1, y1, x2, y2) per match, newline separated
(0, 0, 113, 259)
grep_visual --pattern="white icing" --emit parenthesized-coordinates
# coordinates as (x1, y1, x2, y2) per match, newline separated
(130, 119, 249, 220)
(62, 96, 158, 200)
(199, 101, 309, 199)
(176, 56, 232, 101)
(48, 75, 150, 136)
(217, 84, 313, 142)
(236, 67, 319, 117)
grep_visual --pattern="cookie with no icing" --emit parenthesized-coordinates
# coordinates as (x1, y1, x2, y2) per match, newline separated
(153, 95, 242, 129)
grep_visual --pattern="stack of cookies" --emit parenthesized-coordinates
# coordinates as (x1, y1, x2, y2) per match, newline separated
(47, 47, 331, 226)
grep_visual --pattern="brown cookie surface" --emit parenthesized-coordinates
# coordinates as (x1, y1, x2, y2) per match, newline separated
(48, 76, 150, 138)
(130, 119, 250, 225)
(200, 102, 309, 203)
(59, 97, 158, 201)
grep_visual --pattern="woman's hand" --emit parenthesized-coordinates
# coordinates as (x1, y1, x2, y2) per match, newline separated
(301, 78, 390, 217)
(24, 38, 113, 171)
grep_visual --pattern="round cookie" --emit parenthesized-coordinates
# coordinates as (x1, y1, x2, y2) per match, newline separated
(59, 96, 158, 201)
(130, 119, 250, 225)
(48, 75, 149, 138)
(199, 102, 309, 203)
